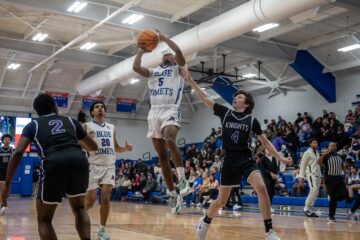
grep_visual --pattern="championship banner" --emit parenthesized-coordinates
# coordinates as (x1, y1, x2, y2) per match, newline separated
(116, 98, 137, 113)
(82, 96, 105, 110)
(47, 91, 68, 108)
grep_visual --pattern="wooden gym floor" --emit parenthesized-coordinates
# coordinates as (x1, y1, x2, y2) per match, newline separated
(1, 198, 359, 239)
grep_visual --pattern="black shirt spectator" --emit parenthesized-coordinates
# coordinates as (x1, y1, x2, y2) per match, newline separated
(294, 113, 303, 126)
(303, 112, 312, 125)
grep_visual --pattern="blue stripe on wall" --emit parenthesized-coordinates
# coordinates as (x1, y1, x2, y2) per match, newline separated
(290, 50, 336, 103)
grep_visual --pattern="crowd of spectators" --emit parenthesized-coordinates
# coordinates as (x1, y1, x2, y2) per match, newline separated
(111, 105, 360, 215)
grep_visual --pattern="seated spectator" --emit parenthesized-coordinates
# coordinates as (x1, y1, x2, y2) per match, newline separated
(323, 110, 329, 119)
(142, 173, 157, 201)
(226, 187, 243, 211)
(135, 158, 146, 174)
(272, 131, 288, 152)
(285, 126, 299, 165)
(312, 117, 323, 133)
(133, 173, 141, 192)
(154, 161, 163, 184)
(294, 113, 303, 127)
(139, 172, 147, 190)
(119, 175, 132, 200)
(332, 125, 350, 150)
(350, 137, 359, 160)
(211, 167, 220, 182)
(211, 155, 222, 170)
(185, 172, 203, 205)
(303, 112, 313, 125)
(260, 149, 279, 203)
(292, 166, 305, 197)
(215, 127, 222, 139)
(112, 174, 125, 200)
(199, 174, 219, 206)
(347, 165, 360, 220)
(346, 110, 356, 125)
(196, 172, 211, 206)
(208, 136, 217, 152)
(117, 162, 125, 175)
(254, 139, 265, 158)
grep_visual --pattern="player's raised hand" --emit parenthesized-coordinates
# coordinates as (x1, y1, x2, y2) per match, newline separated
(125, 141, 133, 151)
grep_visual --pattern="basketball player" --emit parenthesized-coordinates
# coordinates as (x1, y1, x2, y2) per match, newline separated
(299, 138, 321, 217)
(83, 101, 133, 240)
(1, 93, 98, 239)
(179, 67, 292, 240)
(0, 134, 13, 215)
(133, 31, 190, 214)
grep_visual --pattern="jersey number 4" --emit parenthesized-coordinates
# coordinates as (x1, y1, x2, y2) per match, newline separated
(231, 131, 239, 144)
(49, 120, 66, 135)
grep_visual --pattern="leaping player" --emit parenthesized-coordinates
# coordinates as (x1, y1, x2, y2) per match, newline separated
(133, 31, 190, 214)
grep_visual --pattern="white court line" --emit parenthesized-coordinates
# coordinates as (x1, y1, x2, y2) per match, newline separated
(110, 228, 172, 240)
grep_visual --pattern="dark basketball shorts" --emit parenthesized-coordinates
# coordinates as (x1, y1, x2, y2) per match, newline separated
(37, 149, 89, 204)
(0, 171, 6, 181)
(220, 153, 259, 187)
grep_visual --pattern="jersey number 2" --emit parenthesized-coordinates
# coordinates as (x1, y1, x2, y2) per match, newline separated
(231, 131, 239, 144)
(49, 120, 66, 135)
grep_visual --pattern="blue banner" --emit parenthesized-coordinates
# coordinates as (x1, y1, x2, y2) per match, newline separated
(47, 92, 68, 108)
(82, 96, 105, 110)
(116, 98, 137, 113)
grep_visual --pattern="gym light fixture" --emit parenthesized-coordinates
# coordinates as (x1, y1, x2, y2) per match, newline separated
(130, 78, 140, 84)
(7, 63, 21, 70)
(67, 1, 88, 13)
(32, 33, 48, 41)
(243, 73, 257, 78)
(338, 44, 360, 52)
(122, 14, 144, 25)
(80, 42, 97, 50)
(253, 23, 279, 32)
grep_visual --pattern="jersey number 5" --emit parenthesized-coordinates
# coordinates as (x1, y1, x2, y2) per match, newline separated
(49, 120, 66, 135)
(231, 131, 239, 144)
(158, 77, 164, 87)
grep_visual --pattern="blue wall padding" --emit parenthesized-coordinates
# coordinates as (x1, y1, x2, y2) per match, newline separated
(290, 50, 336, 103)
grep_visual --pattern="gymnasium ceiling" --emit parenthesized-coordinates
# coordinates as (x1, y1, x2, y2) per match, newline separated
(0, 0, 360, 121)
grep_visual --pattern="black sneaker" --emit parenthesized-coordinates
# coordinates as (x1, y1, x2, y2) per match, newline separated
(304, 210, 319, 217)
(327, 216, 336, 223)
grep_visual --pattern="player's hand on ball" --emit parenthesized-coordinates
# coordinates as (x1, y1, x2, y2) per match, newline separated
(125, 141, 133, 151)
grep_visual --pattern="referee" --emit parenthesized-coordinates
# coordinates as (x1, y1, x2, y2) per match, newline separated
(318, 142, 347, 222)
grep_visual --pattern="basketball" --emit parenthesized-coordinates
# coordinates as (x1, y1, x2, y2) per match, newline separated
(137, 29, 159, 52)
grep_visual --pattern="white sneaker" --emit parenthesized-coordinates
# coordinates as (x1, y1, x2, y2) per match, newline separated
(233, 204, 242, 211)
(177, 179, 191, 196)
(196, 216, 210, 240)
(97, 228, 110, 240)
(265, 229, 281, 240)
(0, 206, 7, 216)
(169, 193, 182, 214)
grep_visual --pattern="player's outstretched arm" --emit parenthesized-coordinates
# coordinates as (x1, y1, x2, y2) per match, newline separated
(159, 33, 185, 66)
(258, 134, 293, 165)
(133, 48, 151, 78)
(114, 131, 133, 153)
(179, 66, 214, 110)
(2, 136, 30, 204)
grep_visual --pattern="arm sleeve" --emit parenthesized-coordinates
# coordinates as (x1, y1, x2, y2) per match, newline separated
(252, 118, 263, 135)
(21, 121, 36, 141)
(72, 119, 87, 140)
(213, 103, 229, 121)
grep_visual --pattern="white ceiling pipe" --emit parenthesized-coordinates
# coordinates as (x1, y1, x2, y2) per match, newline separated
(77, 0, 333, 95)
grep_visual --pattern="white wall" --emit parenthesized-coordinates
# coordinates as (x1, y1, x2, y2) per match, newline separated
(112, 118, 192, 160)
(253, 74, 360, 124)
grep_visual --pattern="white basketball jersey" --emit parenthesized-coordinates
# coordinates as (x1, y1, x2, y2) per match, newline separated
(148, 64, 185, 106)
(86, 121, 116, 166)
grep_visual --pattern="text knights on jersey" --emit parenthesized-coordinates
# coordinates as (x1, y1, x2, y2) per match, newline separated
(225, 122, 250, 131)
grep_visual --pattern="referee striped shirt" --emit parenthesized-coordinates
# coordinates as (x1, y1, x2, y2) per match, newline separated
(323, 153, 343, 176)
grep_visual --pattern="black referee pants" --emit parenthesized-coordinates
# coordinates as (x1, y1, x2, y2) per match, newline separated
(325, 176, 348, 218)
